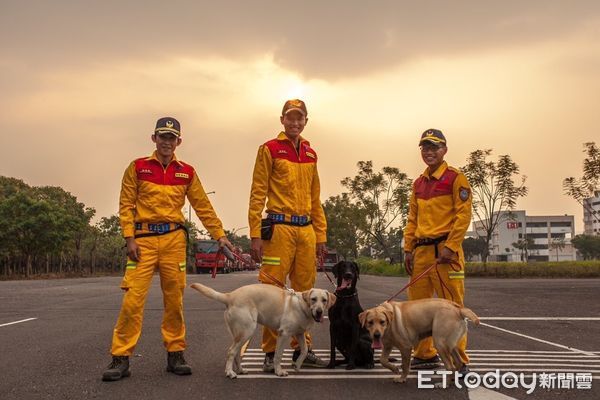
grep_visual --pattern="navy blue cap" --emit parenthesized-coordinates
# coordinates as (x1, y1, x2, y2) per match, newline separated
(419, 128, 446, 146)
(155, 117, 181, 137)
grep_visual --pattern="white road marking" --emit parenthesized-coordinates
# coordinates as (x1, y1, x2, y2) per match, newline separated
(479, 322, 597, 356)
(480, 317, 600, 321)
(468, 387, 518, 400)
(241, 348, 600, 375)
(0, 317, 37, 328)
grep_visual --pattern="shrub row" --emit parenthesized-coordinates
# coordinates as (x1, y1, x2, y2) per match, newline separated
(356, 258, 600, 278)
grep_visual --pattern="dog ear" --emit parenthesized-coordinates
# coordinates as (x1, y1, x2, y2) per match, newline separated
(358, 310, 368, 328)
(327, 291, 336, 308)
(352, 261, 360, 280)
(381, 304, 394, 323)
(332, 261, 342, 278)
(302, 289, 311, 305)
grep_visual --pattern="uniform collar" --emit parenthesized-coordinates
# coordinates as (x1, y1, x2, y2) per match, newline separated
(422, 161, 448, 180)
(147, 150, 183, 167)
(277, 131, 310, 147)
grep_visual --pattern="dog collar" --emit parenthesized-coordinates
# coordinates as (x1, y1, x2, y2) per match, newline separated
(334, 292, 358, 299)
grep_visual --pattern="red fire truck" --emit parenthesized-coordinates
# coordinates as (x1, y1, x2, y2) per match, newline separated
(322, 249, 339, 271)
(194, 240, 232, 274)
(194, 240, 255, 275)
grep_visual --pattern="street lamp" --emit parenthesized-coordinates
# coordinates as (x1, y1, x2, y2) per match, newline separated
(232, 226, 248, 235)
(187, 191, 216, 222)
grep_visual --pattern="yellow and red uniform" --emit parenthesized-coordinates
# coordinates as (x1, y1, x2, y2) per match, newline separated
(112, 151, 225, 356)
(249, 132, 327, 353)
(403, 161, 472, 364)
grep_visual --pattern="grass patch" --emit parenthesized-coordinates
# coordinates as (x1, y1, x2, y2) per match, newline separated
(357, 258, 600, 278)
(465, 261, 600, 278)
(356, 257, 408, 277)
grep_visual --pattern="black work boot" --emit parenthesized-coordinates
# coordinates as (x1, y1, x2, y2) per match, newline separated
(102, 355, 130, 381)
(167, 351, 192, 375)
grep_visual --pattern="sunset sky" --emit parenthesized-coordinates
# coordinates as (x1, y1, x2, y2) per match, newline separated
(1, 1, 599, 234)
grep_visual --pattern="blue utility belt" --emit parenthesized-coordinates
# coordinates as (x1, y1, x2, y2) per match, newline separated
(135, 222, 182, 234)
(267, 213, 312, 227)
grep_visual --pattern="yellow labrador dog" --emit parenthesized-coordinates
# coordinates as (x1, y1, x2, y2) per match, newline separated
(190, 283, 335, 378)
(359, 298, 479, 383)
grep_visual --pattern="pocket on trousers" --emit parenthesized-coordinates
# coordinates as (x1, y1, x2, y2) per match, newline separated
(261, 218, 274, 241)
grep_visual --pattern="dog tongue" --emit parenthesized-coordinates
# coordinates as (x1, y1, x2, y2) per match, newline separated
(372, 337, 383, 350)
(337, 278, 352, 291)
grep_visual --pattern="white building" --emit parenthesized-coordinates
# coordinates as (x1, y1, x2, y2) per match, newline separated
(472, 210, 576, 262)
(583, 191, 600, 236)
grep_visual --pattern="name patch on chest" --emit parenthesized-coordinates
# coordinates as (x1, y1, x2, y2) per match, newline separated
(175, 172, 189, 179)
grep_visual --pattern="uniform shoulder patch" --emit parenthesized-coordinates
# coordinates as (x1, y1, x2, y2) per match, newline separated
(459, 186, 470, 201)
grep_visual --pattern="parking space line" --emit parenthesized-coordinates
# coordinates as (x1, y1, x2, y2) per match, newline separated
(468, 387, 518, 400)
(241, 348, 600, 377)
(0, 317, 37, 328)
(479, 322, 597, 356)
(480, 317, 600, 321)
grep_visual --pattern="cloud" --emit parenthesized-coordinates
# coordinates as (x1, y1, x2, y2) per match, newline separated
(2, 0, 599, 80)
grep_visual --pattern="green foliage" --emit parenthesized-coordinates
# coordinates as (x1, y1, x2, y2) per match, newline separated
(465, 261, 600, 278)
(355, 256, 408, 277)
(563, 142, 600, 224)
(323, 193, 366, 260)
(357, 258, 600, 278)
(0, 176, 123, 278)
(571, 234, 600, 260)
(224, 229, 251, 253)
(461, 150, 528, 263)
(511, 237, 534, 262)
(462, 237, 487, 261)
(340, 161, 412, 263)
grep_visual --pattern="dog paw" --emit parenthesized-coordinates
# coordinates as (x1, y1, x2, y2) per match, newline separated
(393, 376, 407, 384)
(365, 363, 375, 370)
(275, 370, 288, 377)
(235, 368, 248, 375)
(345, 364, 356, 370)
(226, 370, 238, 379)
(326, 362, 336, 369)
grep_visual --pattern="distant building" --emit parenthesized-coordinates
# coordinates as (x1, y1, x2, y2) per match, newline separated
(472, 210, 576, 262)
(583, 191, 600, 236)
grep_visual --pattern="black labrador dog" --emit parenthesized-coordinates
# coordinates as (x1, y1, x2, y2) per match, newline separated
(327, 261, 374, 369)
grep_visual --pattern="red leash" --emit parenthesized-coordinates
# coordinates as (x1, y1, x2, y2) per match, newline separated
(385, 260, 461, 303)
(318, 253, 337, 288)
(258, 268, 288, 289)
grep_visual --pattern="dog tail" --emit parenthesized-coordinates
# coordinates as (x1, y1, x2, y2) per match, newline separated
(190, 283, 230, 305)
(460, 307, 480, 325)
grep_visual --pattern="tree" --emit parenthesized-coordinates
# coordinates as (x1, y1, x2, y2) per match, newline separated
(563, 142, 600, 226)
(341, 161, 412, 263)
(571, 234, 600, 260)
(35, 186, 95, 272)
(323, 193, 366, 259)
(462, 237, 487, 261)
(512, 237, 534, 262)
(549, 237, 566, 261)
(225, 229, 251, 253)
(462, 150, 528, 263)
(0, 191, 74, 276)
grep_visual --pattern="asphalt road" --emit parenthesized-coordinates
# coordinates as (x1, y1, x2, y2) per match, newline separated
(1, 273, 599, 400)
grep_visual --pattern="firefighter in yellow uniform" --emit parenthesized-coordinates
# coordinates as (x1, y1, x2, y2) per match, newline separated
(403, 129, 472, 374)
(249, 99, 328, 372)
(102, 117, 234, 381)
